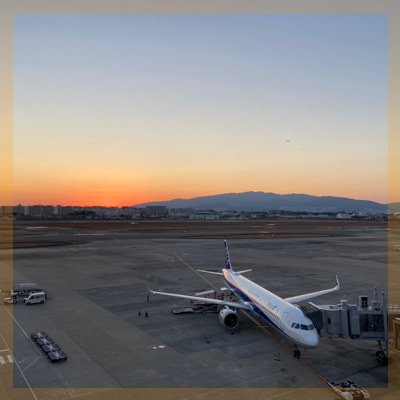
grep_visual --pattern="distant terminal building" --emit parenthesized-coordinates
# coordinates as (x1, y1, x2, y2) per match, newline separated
(144, 206, 168, 218)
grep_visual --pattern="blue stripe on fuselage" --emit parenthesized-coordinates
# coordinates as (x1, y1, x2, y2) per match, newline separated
(223, 274, 291, 340)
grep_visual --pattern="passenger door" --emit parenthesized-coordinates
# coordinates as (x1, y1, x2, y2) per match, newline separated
(280, 312, 289, 331)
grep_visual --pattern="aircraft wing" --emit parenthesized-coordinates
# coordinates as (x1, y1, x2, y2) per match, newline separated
(150, 290, 253, 311)
(197, 269, 224, 276)
(284, 275, 340, 304)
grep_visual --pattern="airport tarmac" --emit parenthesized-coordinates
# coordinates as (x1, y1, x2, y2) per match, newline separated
(0, 220, 395, 397)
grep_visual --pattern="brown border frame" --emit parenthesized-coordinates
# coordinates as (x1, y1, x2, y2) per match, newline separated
(0, 1, 397, 399)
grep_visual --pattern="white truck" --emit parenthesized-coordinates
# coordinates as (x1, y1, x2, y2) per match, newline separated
(25, 292, 47, 305)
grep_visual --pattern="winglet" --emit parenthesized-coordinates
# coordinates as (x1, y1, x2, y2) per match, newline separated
(224, 240, 233, 271)
(236, 269, 252, 274)
(335, 275, 340, 291)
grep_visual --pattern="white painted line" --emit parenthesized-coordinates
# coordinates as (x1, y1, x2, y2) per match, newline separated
(7, 355, 13, 363)
(2, 306, 43, 372)
(0, 334, 38, 400)
(3, 306, 42, 356)
(22, 356, 42, 372)
(60, 389, 105, 400)
(0, 356, 5, 365)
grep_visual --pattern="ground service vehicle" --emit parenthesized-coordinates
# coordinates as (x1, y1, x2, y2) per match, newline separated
(4, 295, 17, 304)
(25, 292, 46, 305)
(14, 283, 42, 297)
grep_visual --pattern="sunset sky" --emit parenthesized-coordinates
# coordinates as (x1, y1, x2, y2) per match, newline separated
(13, 13, 388, 207)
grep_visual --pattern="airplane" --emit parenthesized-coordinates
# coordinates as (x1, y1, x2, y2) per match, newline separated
(151, 240, 340, 354)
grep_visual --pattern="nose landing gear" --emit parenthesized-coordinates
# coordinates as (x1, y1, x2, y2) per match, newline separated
(292, 345, 301, 358)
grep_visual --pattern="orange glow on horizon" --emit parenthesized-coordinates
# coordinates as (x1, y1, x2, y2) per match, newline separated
(11, 135, 390, 207)
(12, 185, 390, 207)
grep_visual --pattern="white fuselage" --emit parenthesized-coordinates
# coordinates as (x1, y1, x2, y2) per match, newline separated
(223, 269, 319, 348)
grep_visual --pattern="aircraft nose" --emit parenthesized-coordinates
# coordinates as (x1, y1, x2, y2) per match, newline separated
(300, 331, 319, 348)
(306, 331, 319, 348)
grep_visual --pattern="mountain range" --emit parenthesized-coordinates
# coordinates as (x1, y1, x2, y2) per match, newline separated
(134, 191, 389, 213)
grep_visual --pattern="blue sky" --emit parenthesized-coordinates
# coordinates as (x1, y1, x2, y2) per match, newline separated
(13, 13, 388, 205)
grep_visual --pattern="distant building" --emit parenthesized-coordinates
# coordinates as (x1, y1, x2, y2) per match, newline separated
(144, 206, 168, 218)
(175, 208, 194, 215)
(120, 207, 142, 219)
(104, 207, 122, 218)
(130, 208, 142, 219)
(90, 207, 107, 218)
(42, 205, 54, 217)
(167, 208, 194, 220)
(189, 211, 220, 220)
(13, 204, 24, 216)
(221, 212, 242, 221)
(55, 205, 62, 217)
(60, 206, 73, 217)
(337, 213, 352, 219)
(28, 205, 43, 217)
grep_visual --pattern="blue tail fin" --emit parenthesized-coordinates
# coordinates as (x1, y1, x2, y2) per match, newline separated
(224, 240, 233, 271)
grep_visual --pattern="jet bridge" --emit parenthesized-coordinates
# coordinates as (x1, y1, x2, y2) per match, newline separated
(301, 288, 389, 361)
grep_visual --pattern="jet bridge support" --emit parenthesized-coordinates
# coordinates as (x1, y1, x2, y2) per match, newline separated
(301, 288, 389, 362)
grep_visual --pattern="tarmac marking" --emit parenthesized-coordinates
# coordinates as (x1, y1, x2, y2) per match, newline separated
(3, 306, 43, 372)
(63, 379, 75, 397)
(22, 356, 42, 372)
(242, 310, 329, 385)
(0, 334, 38, 400)
(3, 306, 42, 356)
(174, 254, 220, 292)
(0, 354, 15, 365)
(60, 389, 108, 400)
(156, 245, 220, 291)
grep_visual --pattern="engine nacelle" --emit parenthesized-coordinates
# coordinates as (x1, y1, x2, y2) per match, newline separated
(219, 307, 239, 329)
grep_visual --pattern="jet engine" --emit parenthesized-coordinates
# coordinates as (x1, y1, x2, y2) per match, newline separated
(219, 307, 239, 329)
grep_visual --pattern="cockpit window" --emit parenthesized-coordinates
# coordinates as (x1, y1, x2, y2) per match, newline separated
(291, 323, 295, 328)
(295, 323, 300, 329)
(300, 324, 308, 330)
(308, 324, 315, 330)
